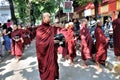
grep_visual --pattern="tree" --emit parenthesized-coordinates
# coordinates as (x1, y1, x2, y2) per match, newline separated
(13, 0, 61, 25)
(8, 0, 17, 24)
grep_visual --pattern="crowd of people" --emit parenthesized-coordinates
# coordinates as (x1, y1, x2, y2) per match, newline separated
(0, 20, 37, 62)
(36, 12, 120, 80)
(0, 11, 120, 80)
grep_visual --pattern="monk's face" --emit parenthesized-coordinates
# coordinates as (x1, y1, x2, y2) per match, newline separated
(18, 25, 21, 29)
(43, 14, 51, 24)
(97, 22, 103, 27)
(13, 25, 18, 30)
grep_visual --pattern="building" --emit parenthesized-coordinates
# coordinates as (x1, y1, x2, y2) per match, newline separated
(59, 0, 120, 22)
(0, 0, 11, 24)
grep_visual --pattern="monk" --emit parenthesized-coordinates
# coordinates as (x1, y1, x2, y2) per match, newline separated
(58, 23, 69, 59)
(36, 12, 59, 80)
(95, 20, 108, 72)
(79, 19, 92, 68)
(66, 22, 76, 64)
(22, 27, 31, 48)
(11, 25, 24, 62)
(112, 12, 120, 62)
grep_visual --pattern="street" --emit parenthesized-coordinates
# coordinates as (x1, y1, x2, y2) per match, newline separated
(0, 40, 119, 80)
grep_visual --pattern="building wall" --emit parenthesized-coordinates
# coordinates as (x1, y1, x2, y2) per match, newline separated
(0, 0, 11, 24)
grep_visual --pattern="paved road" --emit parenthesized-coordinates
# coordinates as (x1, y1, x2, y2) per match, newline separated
(0, 40, 119, 80)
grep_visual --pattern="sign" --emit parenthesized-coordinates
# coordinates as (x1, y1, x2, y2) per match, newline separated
(84, 9, 92, 17)
(63, 1, 73, 13)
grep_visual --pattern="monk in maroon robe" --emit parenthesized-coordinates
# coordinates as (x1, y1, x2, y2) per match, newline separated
(11, 25, 24, 62)
(58, 26, 68, 59)
(95, 20, 108, 72)
(80, 19, 92, 68)
(22, 27, 31, 47)
(66, 22, 76, 64)
(112, 12, 120, 62)
(36, 12, 59, 80)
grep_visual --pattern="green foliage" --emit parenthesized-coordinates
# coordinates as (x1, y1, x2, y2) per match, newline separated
(13, 0, 63, 24)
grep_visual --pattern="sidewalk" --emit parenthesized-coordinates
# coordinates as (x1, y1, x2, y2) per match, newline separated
(106, 49, 120, 75)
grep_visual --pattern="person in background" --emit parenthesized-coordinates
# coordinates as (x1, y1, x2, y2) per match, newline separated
(74, 19, 80, 32)
(0, 23, 2, 31)
(3, 29, 11, 53)
(0, 31, 4, 59)
(94, 20, 108, 72)
(112, 11, 120, 62)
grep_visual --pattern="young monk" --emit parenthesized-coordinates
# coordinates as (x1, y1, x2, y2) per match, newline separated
(11, 25, 24, 62)
(95, 20, 108, 72)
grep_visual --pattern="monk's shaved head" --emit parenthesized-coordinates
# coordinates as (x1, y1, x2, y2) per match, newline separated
(42, 12, 51, 24)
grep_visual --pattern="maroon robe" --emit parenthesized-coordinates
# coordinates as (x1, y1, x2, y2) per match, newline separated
(36, 23, 59, 80)
(80, 26, 92, 60)
(112, 18, 120, 56)
(66, 28, 76, 60)
(11, 29, 23, 57)
(58, 28, 68, 58)
(95, 26, 108, 63)
(28, 27, 34, 41)
(22, 29, 31, 45)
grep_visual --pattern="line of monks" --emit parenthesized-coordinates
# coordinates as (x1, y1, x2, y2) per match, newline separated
(11, 24, 37, 62)
(36, 12, 112, 80)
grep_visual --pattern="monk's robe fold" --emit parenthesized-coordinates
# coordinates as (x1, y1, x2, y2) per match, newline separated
(22, 29, 31, 45)
(80, 27, 92, 60)
(58, 28, 68, 58)
(36, 23, 59, 80)
(66, 28, 76, 60)
(95, 26, 108, 63)
(112, 18, 120, 56)
(11, 29, 23, 57)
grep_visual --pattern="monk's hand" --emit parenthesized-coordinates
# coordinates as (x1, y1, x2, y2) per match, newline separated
(54, 40, 59, 44)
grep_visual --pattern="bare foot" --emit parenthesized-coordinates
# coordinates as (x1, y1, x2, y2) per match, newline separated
(81, 64, 89, 69)
(116, 57, 120, 62)
(95, 66, 102, 74)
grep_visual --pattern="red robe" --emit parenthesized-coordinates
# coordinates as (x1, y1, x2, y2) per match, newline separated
(66, 28, 76, 60)
(28, 27, 34, 41)
(95, 26, 108, 63)
(112, 18, 120, 56)
(22, 29, 31, 45)
(11, 29, 23, 57)
(58, 28, 68, 58)
(36, 23, 59, 80)
(80, 26, 92, 60)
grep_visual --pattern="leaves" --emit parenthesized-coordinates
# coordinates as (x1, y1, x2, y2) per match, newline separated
(13, 0, 63, 24)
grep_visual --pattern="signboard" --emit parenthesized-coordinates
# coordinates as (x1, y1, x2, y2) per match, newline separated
(84, 9, 92, 17)
(63, 1, 74, 13)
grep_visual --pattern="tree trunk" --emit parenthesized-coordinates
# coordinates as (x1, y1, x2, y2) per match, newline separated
(8, 0, 17, 24)
(94, 0, 99, 19)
